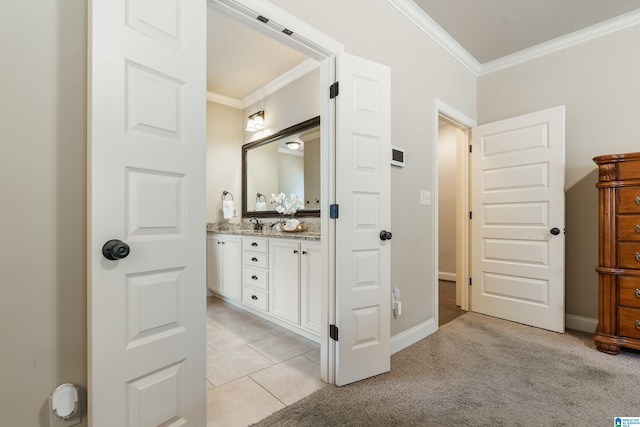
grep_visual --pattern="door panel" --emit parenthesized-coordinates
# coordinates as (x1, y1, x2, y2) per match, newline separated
(88, 0, 206, 424)
(335, 53, 391, 386)
(471, 106, 565, 332)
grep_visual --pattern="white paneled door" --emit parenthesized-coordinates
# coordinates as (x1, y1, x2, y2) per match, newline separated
(335, 53, 391, 386)
(471, 106, 565, 333)
(88, 0, 206, 425)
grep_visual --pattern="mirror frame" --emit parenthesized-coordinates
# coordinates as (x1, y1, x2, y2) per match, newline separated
(242, 116, 321, 218)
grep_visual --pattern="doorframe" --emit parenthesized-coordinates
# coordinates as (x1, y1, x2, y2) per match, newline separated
(210, 0, 344, 384)
(433, 99, 476, 313)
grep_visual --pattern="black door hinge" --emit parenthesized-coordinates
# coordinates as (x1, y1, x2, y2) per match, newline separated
(257, 15, 269, 24)
(330, 204, 339, 219)
(330, 324, 339, 341)
(469, 278, 472, 286)
(469, 211, 472, 220)
(469, 144, 472, 153)
(330, 82, 339, 99)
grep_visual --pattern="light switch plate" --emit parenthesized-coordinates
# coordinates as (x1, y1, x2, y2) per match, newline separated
(420, 190, 431, 205)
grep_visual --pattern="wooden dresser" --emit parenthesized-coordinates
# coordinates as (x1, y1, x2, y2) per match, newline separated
(594, 152, 640, 354)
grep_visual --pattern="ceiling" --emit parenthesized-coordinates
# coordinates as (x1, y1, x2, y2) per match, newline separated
(207, 1, 640, 100)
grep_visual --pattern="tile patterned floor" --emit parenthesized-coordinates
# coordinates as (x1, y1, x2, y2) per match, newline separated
(206, 296, 325, 427)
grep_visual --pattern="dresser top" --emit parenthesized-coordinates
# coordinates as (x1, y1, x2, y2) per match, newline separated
(593, 151, 640, 165)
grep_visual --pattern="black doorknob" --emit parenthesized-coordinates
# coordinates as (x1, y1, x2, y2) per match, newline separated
(379, 230, 393, 241)
(550, 227, 561, 236)
(102, 239, 130, 260)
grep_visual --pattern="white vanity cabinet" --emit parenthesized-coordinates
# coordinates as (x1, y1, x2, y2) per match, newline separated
(206, 234, 242, 301)
(269, 240, 301, 324)
(269, 240, 322, 335)
(300, 241, 322, 335)
(242, 236, 269, 312)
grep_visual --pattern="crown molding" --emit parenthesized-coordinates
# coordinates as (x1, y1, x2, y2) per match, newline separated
(241, 58, 319, 108)
(386, 0, 640, 77)
(385, 0, 481, 76)
(206, 58, 319, 110)
(206, 91, 243, 109)
(480, 8, 640, 75)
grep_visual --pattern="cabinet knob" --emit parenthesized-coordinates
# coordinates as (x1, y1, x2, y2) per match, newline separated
(636, 252, 640, 262)
(635, 289, 640, 298)
(636, 320, 640, 330)
(251, 275, 258, 280)
(636, 196, 640, 205)
(251, 295, 258, 300)
(635, 225, 640, 233)
(293, 250, 299, 254)
(302, 251, 308, 255)
(251, 257, 258, 262)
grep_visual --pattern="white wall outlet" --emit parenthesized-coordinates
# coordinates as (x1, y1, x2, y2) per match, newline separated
(420, 190, 431, 205)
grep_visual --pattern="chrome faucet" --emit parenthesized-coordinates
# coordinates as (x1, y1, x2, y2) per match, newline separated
(250, 217, 263, 231)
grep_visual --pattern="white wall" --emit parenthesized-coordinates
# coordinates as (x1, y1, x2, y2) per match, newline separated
(206, 102, 243, 223)
(271, 0, 477, 334)
(478, 24, 640, 320)
(438, 123, 457, 279)
(0, 1, 88, 425)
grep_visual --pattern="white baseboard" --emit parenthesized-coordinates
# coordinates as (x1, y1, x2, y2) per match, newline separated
(438, 271, 456, 282)
(565, 314, 598, 333)
(391, 318, 437, 354)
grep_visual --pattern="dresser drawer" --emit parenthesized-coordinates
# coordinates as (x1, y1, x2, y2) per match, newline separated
(243, 237, 268, 254)
(618, 160, 640, 180)
(244, 267, 268, 290)
(618, 306, 640, 339)
(618, 215, 640, 241)
(619, 276, 640, 308)
(618, 187, 640, 214)
(243, 252, 268, 269)
(243, 287, 268, 312)
(618, 243, 640, 269)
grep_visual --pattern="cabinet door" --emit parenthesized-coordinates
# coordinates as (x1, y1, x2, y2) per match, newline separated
(269, 240, 300, 324)
(301, 242, 322, 335)
(222, 236, 242, 301)
(207, 235, 223, 293)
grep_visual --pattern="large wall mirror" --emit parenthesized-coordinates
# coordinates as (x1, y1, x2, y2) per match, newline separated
(242, 116, 320, 218)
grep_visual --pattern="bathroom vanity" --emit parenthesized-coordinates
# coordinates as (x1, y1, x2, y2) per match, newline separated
(207, 228, 321, 341)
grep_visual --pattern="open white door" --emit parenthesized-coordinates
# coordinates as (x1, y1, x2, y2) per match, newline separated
(471, 106, 565, 332)
(334, 53, 391, 386)
(88, 1, 206, 425)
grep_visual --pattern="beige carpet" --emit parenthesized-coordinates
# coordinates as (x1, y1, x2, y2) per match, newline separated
(253, 312, 640, 426)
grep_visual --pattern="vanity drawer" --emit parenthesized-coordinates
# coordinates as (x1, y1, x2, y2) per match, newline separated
(243, 287, 268, 312)
(618, 187, 640, 213)
(618, 215, 640, 241)
(243, 237, 268, 254)
(619, 276, 640, 308)
(243, 252, 268, 269)
(618, 306, 640, 339)
(618, 243, 640, 269)
(244, 267, 268, 290)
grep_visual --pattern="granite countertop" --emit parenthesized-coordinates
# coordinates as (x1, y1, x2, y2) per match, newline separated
(206, 223, 320, 241)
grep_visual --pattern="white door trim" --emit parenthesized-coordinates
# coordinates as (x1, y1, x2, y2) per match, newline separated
(210, 0, 343, 384)
(434, 99, 476, 314)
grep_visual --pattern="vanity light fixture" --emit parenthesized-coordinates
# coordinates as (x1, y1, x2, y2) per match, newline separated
(246, 110, 265, 132)
(285, 137, 303, 150)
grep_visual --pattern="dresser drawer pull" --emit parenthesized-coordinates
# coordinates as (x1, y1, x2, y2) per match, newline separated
(251, 295, 258, 300)
(636, 196, 640, 205)
(251, 257, 258, 262)
(635, 289, 640, 298)
(251, 275, 258, 280)
(251, 242, 258, 247)
(636, 320, 640, 330)
(636, 252, 640, 262)
(636, 225, 640, 233)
